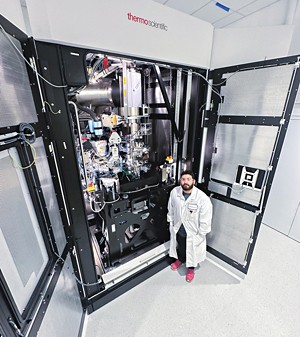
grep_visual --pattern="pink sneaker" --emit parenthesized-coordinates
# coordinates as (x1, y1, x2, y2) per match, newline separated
(186, 268, 195, 282)
(171, 259, 182, 270)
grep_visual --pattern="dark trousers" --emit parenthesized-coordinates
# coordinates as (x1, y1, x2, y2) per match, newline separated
(176, 232, 195, 269)
(176, 232, 187, 263)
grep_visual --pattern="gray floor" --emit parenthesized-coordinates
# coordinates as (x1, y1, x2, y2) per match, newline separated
(83, 224, 300, 337)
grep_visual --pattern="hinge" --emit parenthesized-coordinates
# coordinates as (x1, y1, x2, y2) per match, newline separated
(280, 118, 285, 125)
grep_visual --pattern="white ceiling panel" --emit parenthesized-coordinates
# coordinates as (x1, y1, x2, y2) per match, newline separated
(217, 0, 261, 11)
(151, 0, 289, 28)
(164, 0, 210, 15)
(238, 0, 282, 16)
(213, 12, 244, 27)
(152, 0, 166, 4)
(193, 2, 229, 22)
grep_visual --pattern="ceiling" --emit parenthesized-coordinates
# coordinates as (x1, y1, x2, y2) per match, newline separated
(151, 0, 292, 28)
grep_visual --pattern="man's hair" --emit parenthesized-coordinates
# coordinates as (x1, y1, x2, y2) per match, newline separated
(180, 170, 195, 180)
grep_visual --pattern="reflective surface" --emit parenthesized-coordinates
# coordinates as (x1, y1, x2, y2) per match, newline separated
(220, 64, 295, 116)
(0, 149, 48, 312)
(207, 197, 256, 265)
(0, 32, 37, 127)
(210, 124, 278, 205)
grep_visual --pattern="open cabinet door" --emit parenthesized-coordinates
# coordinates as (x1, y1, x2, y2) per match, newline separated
(202, 57, 300, 274)
(0, 15, 84, 337)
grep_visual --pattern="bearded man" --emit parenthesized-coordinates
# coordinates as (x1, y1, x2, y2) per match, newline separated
(167, 170, 213, 282)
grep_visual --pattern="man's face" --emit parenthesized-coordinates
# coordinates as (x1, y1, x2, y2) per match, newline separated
(180, 174, 195, 192)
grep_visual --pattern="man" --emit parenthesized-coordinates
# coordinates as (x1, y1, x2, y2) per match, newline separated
(167, 170, 213, 283)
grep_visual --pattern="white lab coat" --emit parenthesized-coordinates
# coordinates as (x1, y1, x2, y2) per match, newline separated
(167, 185, 213, 267)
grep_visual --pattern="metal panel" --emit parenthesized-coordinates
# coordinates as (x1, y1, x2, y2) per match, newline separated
(0, 32, 38, 127)
(207, 198, 256, 265)
(208, 180, 228, 195)
(0, 148, 48, 312)
(36, 255, 83, 337)
(34, 137, 67, 254)
(210, 124, 278, 205)
(220, 64, 295, 116)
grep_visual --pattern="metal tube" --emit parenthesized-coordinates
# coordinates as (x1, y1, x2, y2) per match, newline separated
(182, 70, 192, 159)
(173, 69, 182, 163)
(198, 79, 213, 183)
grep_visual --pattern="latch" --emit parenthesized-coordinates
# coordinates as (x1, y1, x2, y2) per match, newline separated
(8, 318, 24, 337)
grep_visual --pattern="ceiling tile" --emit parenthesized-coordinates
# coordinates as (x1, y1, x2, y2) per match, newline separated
(238, 0, 280, 16)
(164, 0, 211, 15)
(151, 0, 167, 4)
(216, 0, 260, 11)
(213, 11, 244, 27)
(193, 2, 230, 22)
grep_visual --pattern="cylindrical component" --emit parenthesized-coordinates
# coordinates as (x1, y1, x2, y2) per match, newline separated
(88, 119, 94, 133)
(76, 79, 120, 106)
(198, 79, 213, 183)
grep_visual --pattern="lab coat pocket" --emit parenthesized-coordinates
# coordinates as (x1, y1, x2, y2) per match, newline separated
(194, 233, 205, 246)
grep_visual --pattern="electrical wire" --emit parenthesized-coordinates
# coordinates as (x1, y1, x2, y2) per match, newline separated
(154, 63, 223, 102)
(119, 182, 160, 194)
(53, 252, 103, 286)
(0, 24, 67, 88)
(44, 101, 61, 114)
(9, 140, 36, 169)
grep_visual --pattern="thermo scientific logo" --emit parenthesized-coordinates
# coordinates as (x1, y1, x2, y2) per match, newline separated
(127, 12, 168, 31)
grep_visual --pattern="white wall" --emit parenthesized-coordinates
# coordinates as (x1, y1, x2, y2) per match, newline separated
(263, 93, 300, 242)
(210, 25, 294, 69)
(224, 0, 298, 28)
(0, 0, 26, 32)
(24, 0, 213, 68)
(211, 0, 300, 69)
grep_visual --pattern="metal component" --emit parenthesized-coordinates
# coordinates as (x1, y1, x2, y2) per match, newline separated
(207, 198, 257, 265)
(182, 70, 193, 159)
(34, 255, 84, 337)
(198, 79, 213, 182)
(94, 63, 121, 80)
(0, 32, 37, 127)
(8, 318, 24, 337)
(69, 101, 88, 188)
(0, 149, 48, 312)
(210, 124, 278, 186)
(219, 64, 295, 116)
(153, 64, 181, 140)
(172, 69, 182, 163)
(76, 79, 119, 106)
(122, 60, 128, 120)
(34, 138, 66, 254)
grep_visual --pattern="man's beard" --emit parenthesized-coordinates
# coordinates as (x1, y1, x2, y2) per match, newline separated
(181, 183, 194, 191)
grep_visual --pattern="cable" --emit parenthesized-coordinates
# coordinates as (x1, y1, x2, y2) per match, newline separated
(212, 66, 263, 87)
(73, 274, 103, 287)
(0, 24, 67, 88)
(119, 182, 160, 194)
(9, 140, 36, 169)
(53, 252, 102, 286)
(44, 101, 61, 114)
(154, 63, 223, 102)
